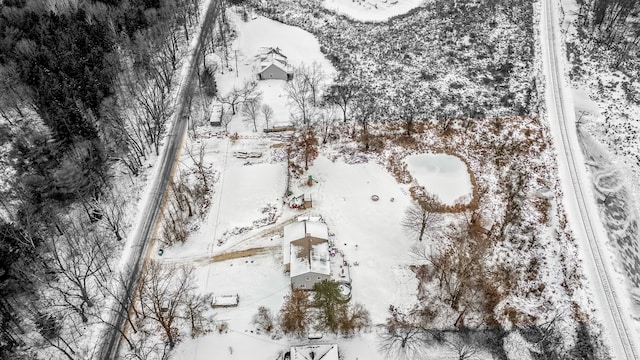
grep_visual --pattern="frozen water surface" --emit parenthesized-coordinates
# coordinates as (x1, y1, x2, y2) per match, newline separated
(405, 153, 472, 206)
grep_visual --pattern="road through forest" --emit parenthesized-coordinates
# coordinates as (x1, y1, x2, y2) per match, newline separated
(97, 1, 222, 358)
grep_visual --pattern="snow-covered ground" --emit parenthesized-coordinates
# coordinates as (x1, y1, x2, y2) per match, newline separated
(405, 153, 472, 206)
(541, 0, 640, 357)
(162, 8, 495, 359)
(212, 13, 336, 130)
(323, 0, 426, 22)
(129, 1, 610, 359)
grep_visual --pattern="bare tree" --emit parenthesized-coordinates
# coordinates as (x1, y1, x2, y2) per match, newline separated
(218, 79, 259, 115)
(317, 106, 337, 143)
(137, 261, 195, 349)
(185, 142, 212, 193)
(182, 292, 214, 338)
(285, 65, 315, 125)
(447, 331, 479, 360)
(287, 127, 318, 171)
(98, 192, 127, 242)
(379, 305, 432, 360)
(123, 334, 171, 360)
(279, 289, 312, 336)
(45, 219, 114, 323)
(325, 79, 355, 122)
(253, 306, 275, 333)
(241, 95, 262, 132)
(220, 111, 233, 133)
(396, 82, 429, 136)
(338, 302, 371, 335)
(402, 197, 442, 242)
(305, 62, 325, 106)
(352, 87, 379, 151)
(261, 104, 274, 130)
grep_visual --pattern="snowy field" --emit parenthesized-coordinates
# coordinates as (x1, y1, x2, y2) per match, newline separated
(212, 13, 336, 131)
(161, 9, 494, 358)
(142, 2, 607, 359)
(323, 0, 426, 22)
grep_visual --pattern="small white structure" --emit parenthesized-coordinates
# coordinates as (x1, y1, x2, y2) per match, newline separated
(211, 294, 239, 308)
(256, 47, 293, 81)
(283, 220, 331, 289)
(290, 344, 339, 360)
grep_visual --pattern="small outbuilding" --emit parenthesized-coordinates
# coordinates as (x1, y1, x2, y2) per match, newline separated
(256, 47, 293, 81)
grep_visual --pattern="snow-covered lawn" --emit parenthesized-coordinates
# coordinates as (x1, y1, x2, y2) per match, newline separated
(323, 0, 426, 22)
(303, 156, 418, 323)
(405, 153, 473, 206)
(160, 2, 599, 359)
(215, 13, 336, 131)
(168, 154, 423, 359)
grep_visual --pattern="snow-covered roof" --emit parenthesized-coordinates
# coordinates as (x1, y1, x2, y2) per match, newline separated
(283, 220, 329, 265)
(290, 241, 330, 278)
(291, 344, 338, 360)
(211, 294, 239, 307)
(256, 47, 292, 74)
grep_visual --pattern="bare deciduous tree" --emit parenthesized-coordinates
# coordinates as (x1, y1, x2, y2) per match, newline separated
(338, 302, 371, 335)
(45, 219, 114, 323)
(352, 87, 379, 151)
(241, 96, 262, 132)
(379, 305, 432, 360)
(218, 79, 259, 115)
(325, 80, 354, 123)
(137, 261, 195, 349)
(285, 65, 316, 126)
(261, 104, 274, 130)
(287, 127, 318, 171)
(317, 106, 337, 143)
(182, 292, 213, 338)
(279, 289, 311, 336)
(253, 306, 275, 333)
(402, 197, 442, 242)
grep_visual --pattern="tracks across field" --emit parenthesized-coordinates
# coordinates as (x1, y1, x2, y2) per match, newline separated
(541, 0, 637, 358)
(160, 212, 308, 266)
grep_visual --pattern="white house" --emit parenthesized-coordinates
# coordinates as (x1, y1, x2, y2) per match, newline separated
(256, 47, 293, 81)
(290, 344, 339, 360)
(283, 220, 330, 290)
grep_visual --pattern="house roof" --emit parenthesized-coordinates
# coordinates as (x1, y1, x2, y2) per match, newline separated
(256, 47, 292, 75)
(291, 344, 339, 360)
(283, 220, 329, 265)
(290, 241, 330, 278)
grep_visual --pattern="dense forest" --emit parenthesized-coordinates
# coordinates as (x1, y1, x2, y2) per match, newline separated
(575, 0, 640, 69)
(0, 0, 203, 357)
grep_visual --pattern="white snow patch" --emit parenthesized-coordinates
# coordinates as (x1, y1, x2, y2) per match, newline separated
(323, 0, 426, 22)
(404, 153, 473, 206)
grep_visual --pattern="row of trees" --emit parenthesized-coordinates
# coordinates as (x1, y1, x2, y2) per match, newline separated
(0, 0, 220, 357)
(253, 281, 370, 338)
(576, 0, 640, 68)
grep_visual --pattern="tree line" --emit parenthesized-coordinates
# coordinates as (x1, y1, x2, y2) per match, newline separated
(576, 0, 640, 68)
(0, 0, 206, 358)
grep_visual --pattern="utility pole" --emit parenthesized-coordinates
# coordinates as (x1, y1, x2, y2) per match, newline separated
(235, 49, 238, 77)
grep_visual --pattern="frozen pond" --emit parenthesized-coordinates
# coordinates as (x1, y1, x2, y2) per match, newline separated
(405, 154, 473, 206)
